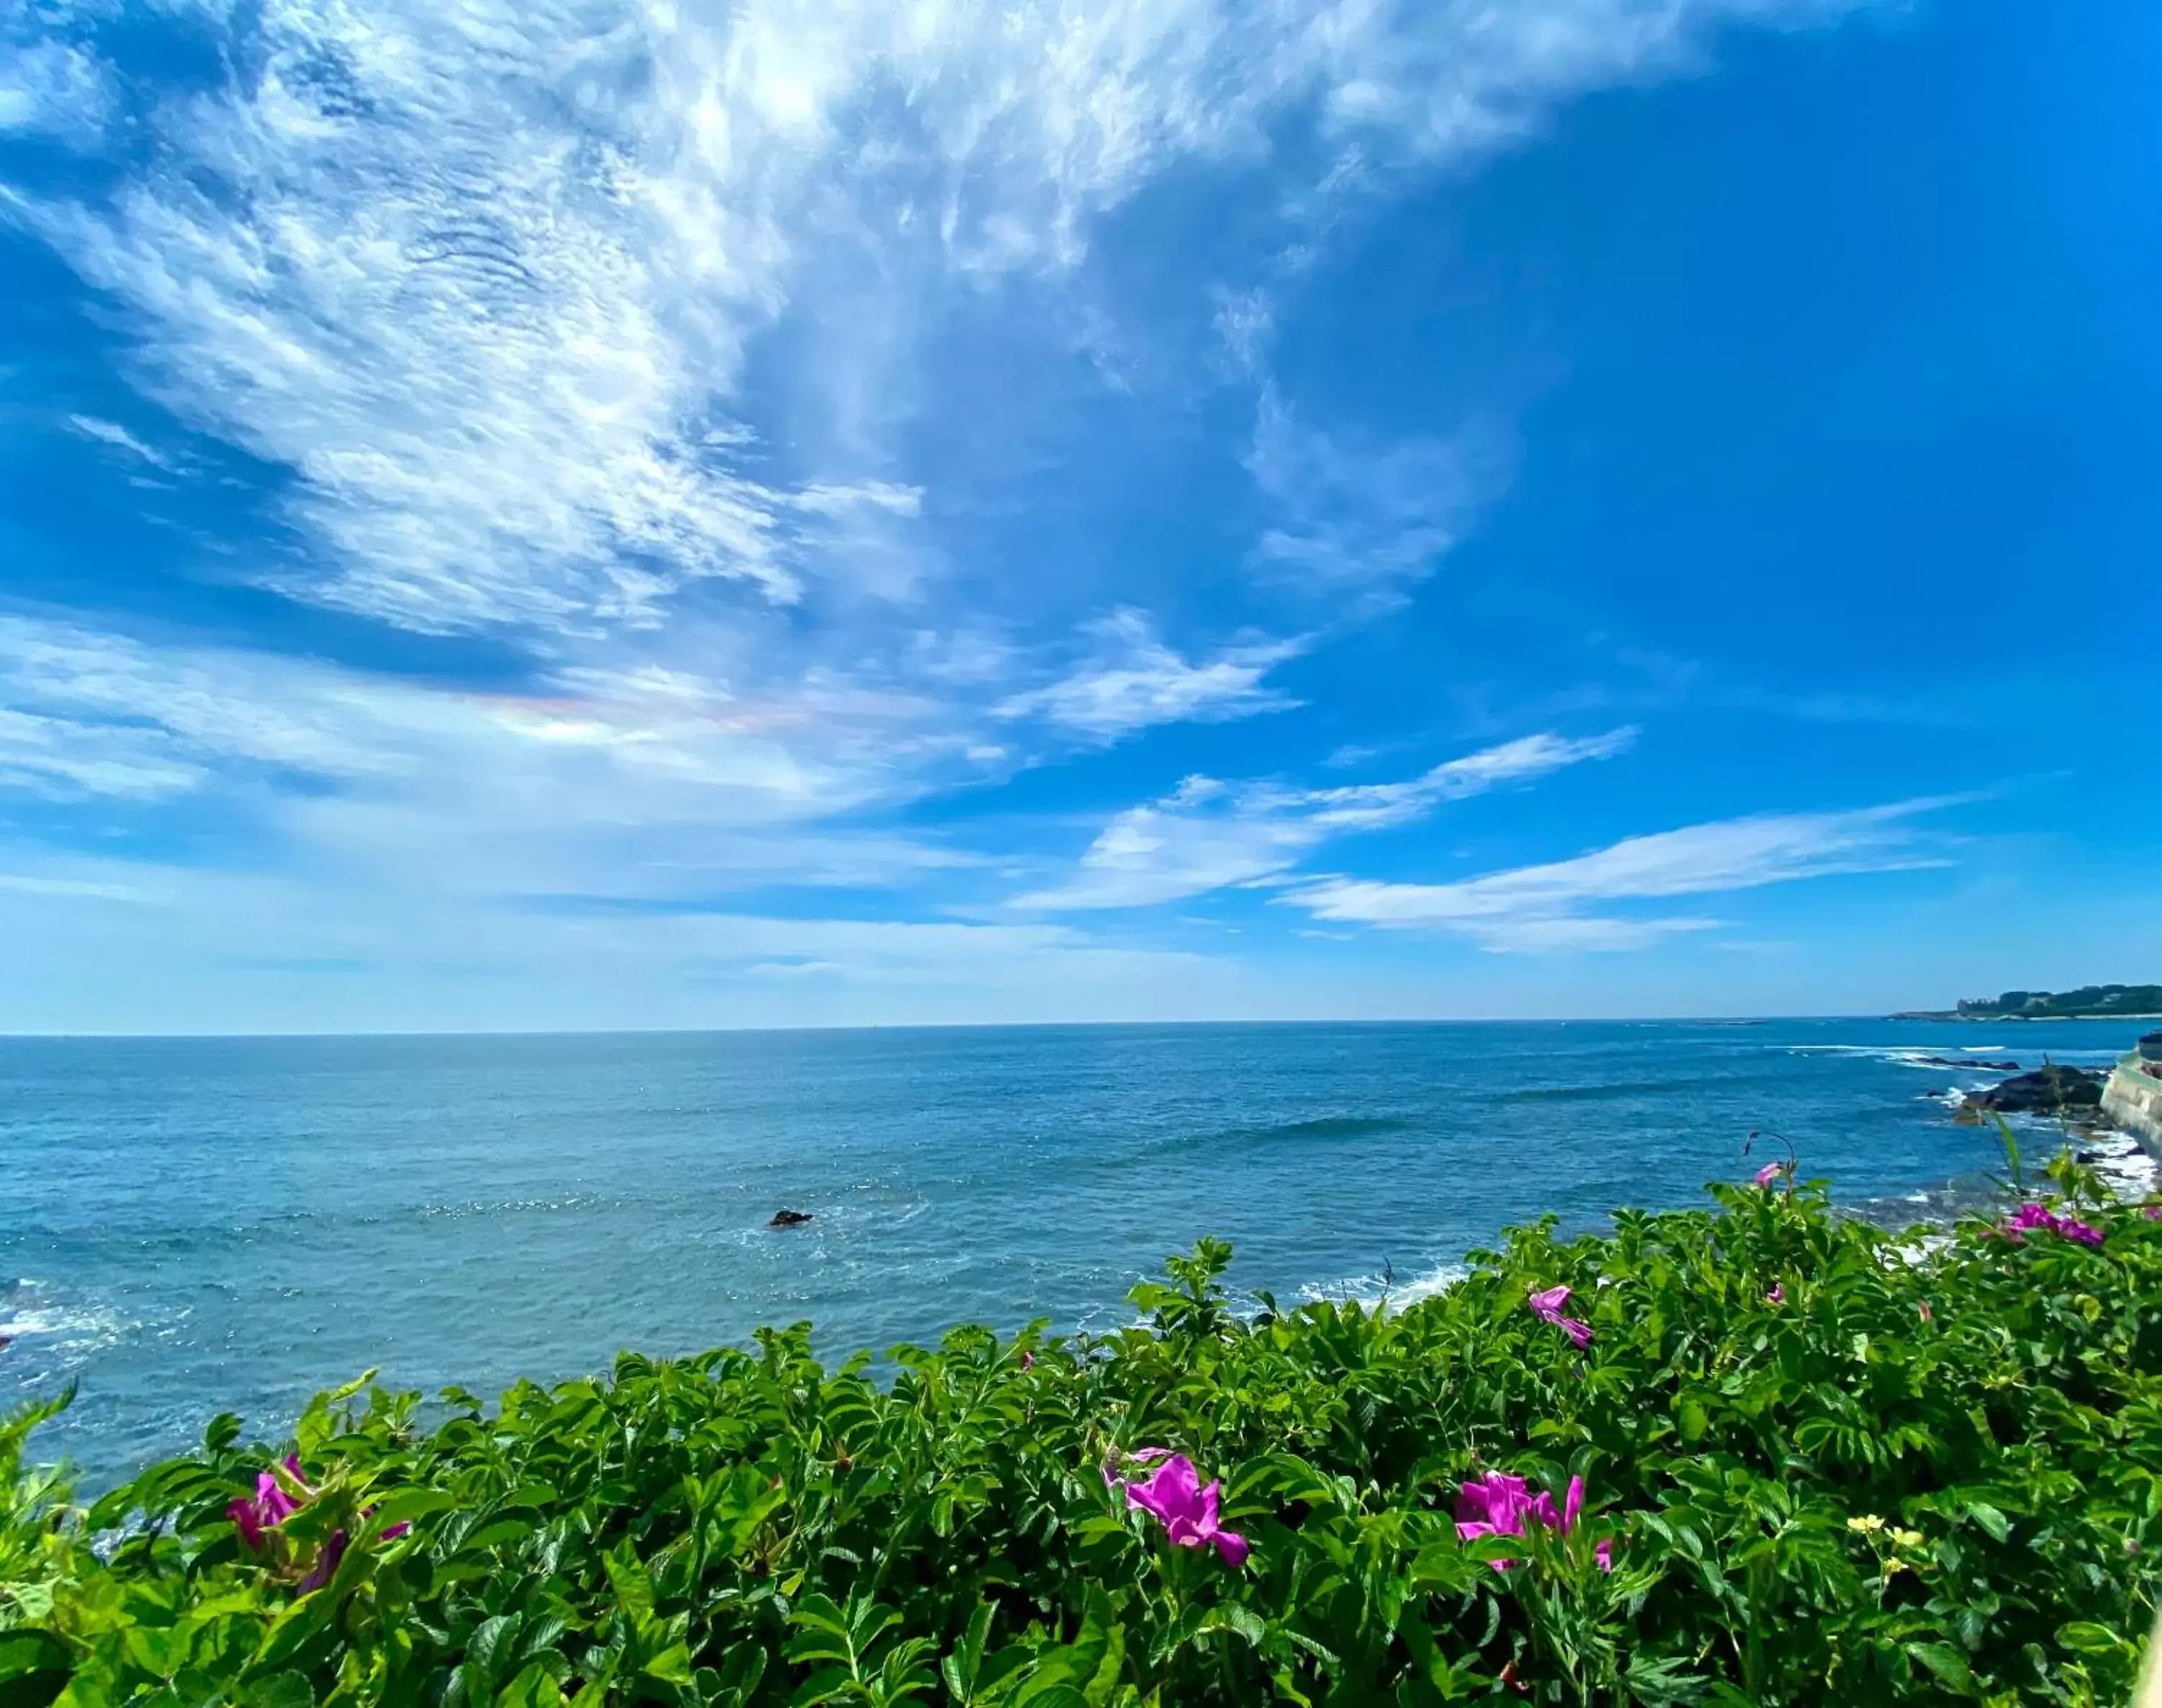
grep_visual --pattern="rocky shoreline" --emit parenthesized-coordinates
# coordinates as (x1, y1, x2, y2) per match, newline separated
(1944, 1055, 2161, 1204)
(1959, 1064, 2107, 1115)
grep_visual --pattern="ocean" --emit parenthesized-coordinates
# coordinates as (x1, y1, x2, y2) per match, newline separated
(2, 1018, 2147, 1490)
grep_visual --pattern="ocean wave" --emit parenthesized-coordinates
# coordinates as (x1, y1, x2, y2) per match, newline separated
(419, 1193, 608, 1220)
(1789, 1044, 2027, 1075)
(2071, 1129, 2159, 1199)
(1786, 1044, 1954, 1065)
(1298, 1260, 1470, 1314)
(0, 1284, 130, 1351)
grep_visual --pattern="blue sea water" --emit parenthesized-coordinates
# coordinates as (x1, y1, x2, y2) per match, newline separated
(1, 1018, 2145, 1490)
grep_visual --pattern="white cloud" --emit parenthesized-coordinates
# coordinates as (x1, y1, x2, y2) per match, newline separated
(0, 0, 1886, 1020)
(0, 871, 154, 902)
(1286, 799, 1957, 950)
(1246, 384, 1510, 590)
(1015, 727, 1634, 909)
(66, 414, 174, 468)
(996, 609, 1303, 741)
(0, 40, 111, 147)
(0, 613, 976, 906)
(1294, 729, 1638, 832)
(0, 706, 203, 799)
(1212, 286, 1274, 375)
(9, 0, 1869, 643)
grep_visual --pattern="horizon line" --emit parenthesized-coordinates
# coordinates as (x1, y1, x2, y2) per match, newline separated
(0, 1012, 2031, 1042)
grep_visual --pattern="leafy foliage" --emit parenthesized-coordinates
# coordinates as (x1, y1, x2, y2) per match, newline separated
(4, 1158, 2159, 1705)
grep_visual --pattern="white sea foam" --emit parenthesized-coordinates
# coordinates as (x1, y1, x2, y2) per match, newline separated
(2073, 1127, 2159, 1199)
(1884, 1230, 1953, 1268)
(0, 1304, 127, 1348)
(0, 1281, 129, 1351)
(1301, 1260, 1471, 1315)
(1785, 1044, 2004, 1069)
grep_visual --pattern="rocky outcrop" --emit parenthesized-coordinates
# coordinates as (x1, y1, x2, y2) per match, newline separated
(1913, 1055, 2020, 1072)
(768, 1209, 814, 1228)
(1962, 1065, 2105, 1114)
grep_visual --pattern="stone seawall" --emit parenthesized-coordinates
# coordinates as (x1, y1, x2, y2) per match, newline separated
(2103, 1055, 2162, 1156)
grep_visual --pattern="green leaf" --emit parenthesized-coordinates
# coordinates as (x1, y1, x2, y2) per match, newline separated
(2056, 1622, 2123, 1656)
(791, 1664, 858, 1707)
(239, 1676, 316, 1708)
(602, 1547, 656, 1628)
(644, 1644, 695, 1686)
(1963, 1501, 2011, 1542)
(942, 1603, 994, 1702)
(493, 1665, 566, 1708)
(364, 1487, 458, 1533)
(1906, 1643, 1973, 1694)
(0, 1633, 67, 1683)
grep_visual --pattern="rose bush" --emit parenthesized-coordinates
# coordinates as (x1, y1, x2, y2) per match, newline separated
(1, 1152, 2156, 1705)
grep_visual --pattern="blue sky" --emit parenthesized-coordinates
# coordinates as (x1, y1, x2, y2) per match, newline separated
(1, 0, 2156, 1032)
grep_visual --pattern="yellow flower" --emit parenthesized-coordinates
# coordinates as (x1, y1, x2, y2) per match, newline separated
(1847, 1515, 1886, 1534)
(1891, 1529, 1924, 1552)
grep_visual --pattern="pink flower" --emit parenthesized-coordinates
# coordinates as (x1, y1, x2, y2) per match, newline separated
(1021, 1350, 1035, 1369)
(1455, 1472, 1612, 1573)
(2006, 1203, 2056, 1238)
(1107, 1450, 1250, 1566)
(299, 1530, 347, 1591)
(2145, 1205, 2162, 1222)
(227, 1456, 306, 1552)
(228, 1459, 413, 1582)
(1765, 1284, 1785, 1305)
(2004, 1202, 2105, 1247)
(1528, 1284, 1593, 1350)
(1754, 1162, 1783, 1188)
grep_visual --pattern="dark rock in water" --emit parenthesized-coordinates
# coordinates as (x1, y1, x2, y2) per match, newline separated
(2140, 1031, 2162, 1063)
(768, 1209, 814, 1228)
(1912, 1055, 2019, 1072)
(1963, 1066, 2105, 1113)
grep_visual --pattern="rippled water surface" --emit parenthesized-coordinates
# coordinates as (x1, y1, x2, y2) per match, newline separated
(2, 1019, 2142, 1487)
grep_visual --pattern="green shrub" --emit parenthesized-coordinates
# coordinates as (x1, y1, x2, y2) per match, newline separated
(4, 1158, 2158, 1705)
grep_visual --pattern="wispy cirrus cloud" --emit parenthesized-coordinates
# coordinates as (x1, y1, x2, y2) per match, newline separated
(1245, 386, 1511, 592)
(996, 609, 1303, 742)
(65, 414, 174, 469)
(0, 613, 943, 862)
(8, 0, 1868, 645)
(0, 39, 110, 147)
(0, 0, 1891, 1025)
(1015, 728, 1635, 910)
(1286, 799, 1960, 951)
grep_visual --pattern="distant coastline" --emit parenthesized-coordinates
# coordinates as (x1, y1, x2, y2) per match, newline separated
(1890, 1011, 2162, 1023)
(1892, 983, 2162, 1023)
